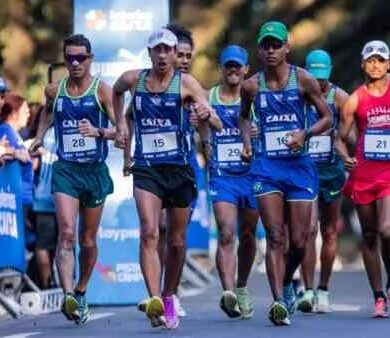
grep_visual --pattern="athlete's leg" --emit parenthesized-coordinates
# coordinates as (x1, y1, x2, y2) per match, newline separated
(259, 193, 286, 300)
(134, 187, 163, 297)
(301, 200, 318, 290)
(318, 197, 342, 289)
(237, 207, 258, 288)
(377, 196, 390, 292)
(158, 209, 168, 272)
(214, 202, 238, 291)
(356, 203, 382, 295)
(74, 204, 105, 292)
(163, 206, 191, 296)
(54, 193, 79, 293)
(284, 201, 313, 284)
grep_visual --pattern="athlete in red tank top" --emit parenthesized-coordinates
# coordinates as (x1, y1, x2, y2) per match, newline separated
(340, 40, 390, 318)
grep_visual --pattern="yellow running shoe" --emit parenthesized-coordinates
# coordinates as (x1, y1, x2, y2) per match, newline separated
(146, 296, 165, 327)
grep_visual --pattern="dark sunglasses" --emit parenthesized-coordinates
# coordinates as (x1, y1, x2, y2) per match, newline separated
(64, 54, 90, 64)
(260, 41, 284, 51)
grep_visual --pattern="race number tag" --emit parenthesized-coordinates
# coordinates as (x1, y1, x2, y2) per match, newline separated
(264, 130, 302, 157)
(364, 129, 390, 160)
(217, 143, 242, 162)
(62, 134, 97, 153)
(141, 132, 178, 154)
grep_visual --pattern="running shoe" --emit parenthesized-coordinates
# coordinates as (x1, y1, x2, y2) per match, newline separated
(137, 298, 148, 313)
(61, 293, 79, 321)
(283, 282, 297, 315)
(163, 296, 179, 329)
(316, 289, 331, 313)
(173, 294, 187, 317)
(268, 301, 290, 326)
(297, 289, 315, 313)
(146, 296, 165, 327)
(373, 297, 388, 318)
(74, 293, 89, 324)
(236, 287, 254, 319)
(219, 290, 241, 318)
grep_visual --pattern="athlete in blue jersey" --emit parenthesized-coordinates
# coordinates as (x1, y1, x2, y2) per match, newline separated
(113, 28, 219, 330)
(239, 21, 332, 326)
(31, 34, 117, 324)
(208, 45, 258, 320)
(297, 50, 351, 313)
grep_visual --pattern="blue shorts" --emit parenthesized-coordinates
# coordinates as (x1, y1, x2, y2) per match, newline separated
(251, 156, 318, 202)
(209, 175, 257, 209)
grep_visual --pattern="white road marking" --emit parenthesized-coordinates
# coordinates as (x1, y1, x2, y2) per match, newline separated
(332, 304, 361, 311)
(88, 311, 115, 321)
(2, 332, 41, 338)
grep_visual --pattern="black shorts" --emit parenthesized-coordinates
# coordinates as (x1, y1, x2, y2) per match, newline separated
(133, 164, 197, 208)
(35, 213, 58, 250)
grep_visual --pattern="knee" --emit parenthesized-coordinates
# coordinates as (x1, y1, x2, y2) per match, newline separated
(167, 236, 186, 252)
(289, 235, 306, 251)
(379, 222, 390, 240)
(140, 226, 159, 246)
(218, 229, 235, 247)
(79, 234, 97, 248)
(58, 229, 75, 248)
(266, 226, 285, 251)
(362, 230, 378, 249)
(322, 226, 338, 245)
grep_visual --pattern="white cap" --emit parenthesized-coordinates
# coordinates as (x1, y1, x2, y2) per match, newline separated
(361, 40, 390, 60)
(147, 28, 178, 49)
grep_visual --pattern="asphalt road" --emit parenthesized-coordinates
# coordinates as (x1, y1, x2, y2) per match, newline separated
(0, 271, 388, 338)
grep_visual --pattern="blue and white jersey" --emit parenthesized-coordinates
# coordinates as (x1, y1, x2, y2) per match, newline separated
(132, 69, 191, 166)
(53, 76, 109, 163)
(209, 85, 250, 176)
(253, 65, 307, 158)
(306, 85, 338, 164)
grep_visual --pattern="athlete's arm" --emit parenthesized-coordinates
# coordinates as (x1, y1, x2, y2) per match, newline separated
(239, 75, 258, 162)
(79, 81, 116, 140)
(333, 88, 355, 169)
(29, 83, 57, 155)
(339, 91, 359, 144)
(286, 69, 332, 150)
(181, 74, 223, 131)
(112, 70, 141, 148)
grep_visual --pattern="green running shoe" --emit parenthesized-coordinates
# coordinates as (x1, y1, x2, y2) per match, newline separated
(268, 301, 290, 326)
(297, 289, 315, 313)
(220, 290, 241, 318)
(61, 293, 79, 321)
(74, 293, 89, 324)
(236, 287, 254, 319)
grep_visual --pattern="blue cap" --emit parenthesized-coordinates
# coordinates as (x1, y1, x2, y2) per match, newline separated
(220, 45, 248, 66)
(305, 50, 332, 80)
(0, 77, 7, 92)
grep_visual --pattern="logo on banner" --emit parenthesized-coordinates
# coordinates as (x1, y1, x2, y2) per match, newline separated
(95, 261, 143, 283)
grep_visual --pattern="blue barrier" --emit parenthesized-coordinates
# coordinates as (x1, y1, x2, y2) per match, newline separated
(0, 161, 25, 272)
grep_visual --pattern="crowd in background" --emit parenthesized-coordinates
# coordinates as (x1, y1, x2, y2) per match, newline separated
(0, 78, 58, 290)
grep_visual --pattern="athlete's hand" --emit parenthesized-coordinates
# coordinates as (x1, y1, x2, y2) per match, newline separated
(241, 144, 253, 163)
(189, 107, 199, 127)
(285, 130, 305, 151)
(79, 119, 98, 137)
(194, 103, 212, 121)
(114, 123, 129, 149)
(123, 155, 134, 176)
(29, 137, 43, 156)
(250, 122, 259, 138)
(14, 148, 31, 163)
(342, 156, 356, 172)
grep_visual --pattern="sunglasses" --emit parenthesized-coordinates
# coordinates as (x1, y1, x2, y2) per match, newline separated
(64, 54, 90, 64)
(260, 41, 284, 51)
(363, 46, 388, 54)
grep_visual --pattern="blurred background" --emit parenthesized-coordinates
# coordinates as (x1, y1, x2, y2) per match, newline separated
(0, 0, 389, 102)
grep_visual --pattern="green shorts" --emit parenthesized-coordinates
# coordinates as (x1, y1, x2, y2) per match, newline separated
(317, 158, 346, 204)
(52, 160, 113, 208)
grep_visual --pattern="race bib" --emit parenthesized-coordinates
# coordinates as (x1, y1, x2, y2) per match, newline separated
(62, 134, 97, 153)
(141, 132, 178, 154)
(217, 143, 242, 162)
(264, 130, 290, 152)
(364, 129, 390, 160)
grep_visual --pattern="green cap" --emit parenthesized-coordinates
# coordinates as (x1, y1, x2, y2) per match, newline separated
(257, 21, 288, 45)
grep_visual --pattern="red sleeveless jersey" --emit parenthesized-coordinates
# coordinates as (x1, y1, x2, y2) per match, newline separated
(343, 79, 390, 204)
